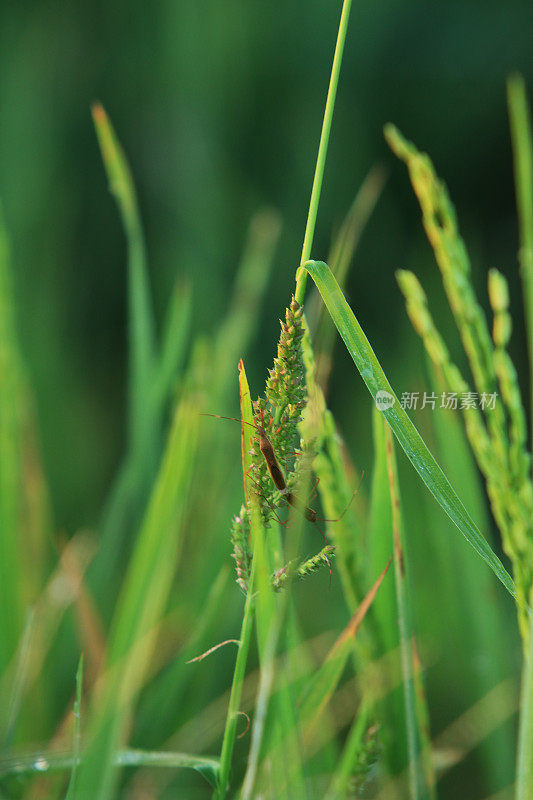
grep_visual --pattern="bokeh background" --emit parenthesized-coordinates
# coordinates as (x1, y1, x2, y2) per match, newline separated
(1, 2, 533, 796)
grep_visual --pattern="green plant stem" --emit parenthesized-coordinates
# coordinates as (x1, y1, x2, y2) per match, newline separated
(517, 611, 533, 800)
(295, 0, 354, 305)
(324, 695, 372, 800)
(216, 557, 257, 799)
(507, 74, 533, 447)
(216, 362, 266, 799)
(65, 654, 84, 800)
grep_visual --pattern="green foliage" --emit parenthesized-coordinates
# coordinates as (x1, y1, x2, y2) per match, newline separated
(1, 6, 532, 800)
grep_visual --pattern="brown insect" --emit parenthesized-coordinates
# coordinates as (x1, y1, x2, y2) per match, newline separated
(200, 411, 362, 543)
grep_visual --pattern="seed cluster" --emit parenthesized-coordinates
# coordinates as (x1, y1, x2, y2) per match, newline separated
(271, 545, 335, 592)
(231, 505, 251, 594)
(250, 296, 307, 526)
(230, 295, 311, 588)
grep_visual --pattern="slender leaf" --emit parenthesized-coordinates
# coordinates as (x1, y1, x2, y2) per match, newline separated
(301, 259, 516, 598)
(324, 695, 372, 800)
(507, 74, 533, 441)
(383, 422, 435, 800)
(92, 104, 156, 457)
(153, 278, 192, 410)
(517, 611, 533, 800)
(0, 212, 27, 671)
(0, 748, 219, 788)
(65, 654, 84, 800)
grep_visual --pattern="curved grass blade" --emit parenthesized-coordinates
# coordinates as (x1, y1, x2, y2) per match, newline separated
(300, 259, 516, 598)
(0, 748, 220, 789)
(92, 103, 156, 458)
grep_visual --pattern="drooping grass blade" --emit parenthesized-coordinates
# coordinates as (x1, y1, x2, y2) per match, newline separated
(301, 259, 515, 598)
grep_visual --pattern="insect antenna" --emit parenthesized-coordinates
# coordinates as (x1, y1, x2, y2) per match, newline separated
(313, 470, 365, 523)
(199, 412, 258, 431)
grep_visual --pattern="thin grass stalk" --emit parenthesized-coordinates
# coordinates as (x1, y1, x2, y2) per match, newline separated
(92, 104, 156, 458)
(245, 491, 309, 798)
(384, 423, 434, 800)
(507, 74, 533, 444)
(313, 166, 387, 390)
(517, 611, 533, 800)
(65, 654, 84, 800)
(324, 695, 372, 800)
(215, 362, 265, 799)
(0, 213, 26, 673)
(216, 557, 257, 800)
(295, 0, 354, 304)
(239, 607, 283, 800)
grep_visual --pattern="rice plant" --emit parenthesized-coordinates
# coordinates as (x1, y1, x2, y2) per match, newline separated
(0, 1, 532, 799)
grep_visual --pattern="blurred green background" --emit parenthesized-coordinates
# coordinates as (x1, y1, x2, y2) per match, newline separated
(1, 0, 531, 533)
(2, 2, 533, 798)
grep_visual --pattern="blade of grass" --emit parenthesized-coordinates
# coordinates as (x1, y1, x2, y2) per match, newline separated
(368, 408, 406, 778)
(92, 104, 157, 460)
(324, 694, 373, 800)
(65, 654, 84, 800)
(507, 74, 533, 442)
(0, 211, 27, 673)
(300, 259, 516, 598)
(0, 748, 220, 788)
(295, 0, 354, 303)
(517, 611, 533, 800)
(152, 278, 192, 411)
(75, 353, 202, 800)
(313, 165, 387, 390)
(383, 422, 435, 800)
(0, 610, 35, 748)
(90, 105, 164, 607)
(213, 209, 281, 401)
